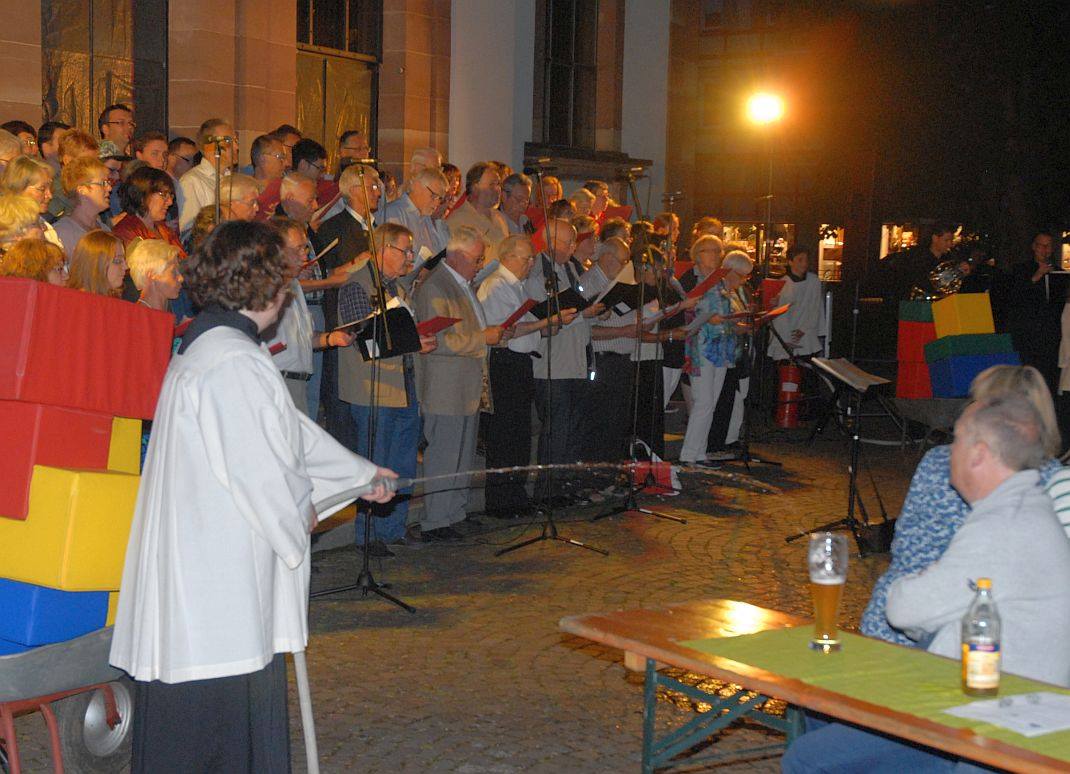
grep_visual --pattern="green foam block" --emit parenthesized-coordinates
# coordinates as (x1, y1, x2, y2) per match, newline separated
(924, 333, 1015, 364)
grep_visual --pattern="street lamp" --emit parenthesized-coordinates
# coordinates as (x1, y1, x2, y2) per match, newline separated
(746, 91, 785, 279)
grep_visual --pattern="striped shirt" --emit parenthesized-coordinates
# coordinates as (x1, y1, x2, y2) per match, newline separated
(1044, 465, 1070, 538)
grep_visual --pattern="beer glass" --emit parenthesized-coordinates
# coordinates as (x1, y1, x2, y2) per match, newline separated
(808, 532, 848, 651)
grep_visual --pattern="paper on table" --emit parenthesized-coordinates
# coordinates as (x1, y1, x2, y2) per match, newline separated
(943, 692, 1070, 738)
(811, 357, 891, 393)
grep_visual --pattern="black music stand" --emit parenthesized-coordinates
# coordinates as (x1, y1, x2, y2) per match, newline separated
(785, 357, 894, 556)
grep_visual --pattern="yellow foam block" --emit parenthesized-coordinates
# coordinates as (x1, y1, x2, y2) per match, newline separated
(932, 292, 994, 338)
(107, 417, 142, 475)
(106, 591, 119, 626)
(0, 466, 139, 591)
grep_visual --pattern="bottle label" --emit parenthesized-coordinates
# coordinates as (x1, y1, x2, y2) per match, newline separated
(962, 642, 1000, 690)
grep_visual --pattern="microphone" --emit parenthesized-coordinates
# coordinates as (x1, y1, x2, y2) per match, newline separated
(523, 164, 557, 175)
(661, 190, 684, 200)
(352, 158, 378, 165)
(206, 135, 234, 144)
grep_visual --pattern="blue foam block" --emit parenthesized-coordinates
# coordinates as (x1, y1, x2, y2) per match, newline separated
(0, 638, 34, 655)
(928, 353, 1021, 398)
(0, 577, 109, 646)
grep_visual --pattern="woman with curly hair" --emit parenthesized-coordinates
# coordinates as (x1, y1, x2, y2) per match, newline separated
(110, 220, 397, 773)
(0, 238, 67, 285)
(67, 229, 126, 296)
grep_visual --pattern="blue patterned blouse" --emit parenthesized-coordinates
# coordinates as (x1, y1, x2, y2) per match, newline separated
(860, 444, 1063, 645)
(684, 281, 739, 372)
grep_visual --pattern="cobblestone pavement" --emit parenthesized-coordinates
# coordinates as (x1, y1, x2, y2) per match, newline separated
(10, 416, 920, 773)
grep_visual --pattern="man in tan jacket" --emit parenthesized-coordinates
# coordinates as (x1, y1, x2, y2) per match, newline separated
(413, 225, 508, 540)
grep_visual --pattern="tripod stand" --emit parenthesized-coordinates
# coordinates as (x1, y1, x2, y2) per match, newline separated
(721, 299, 781, 473)
(497, 165, 606, 558)
(311, 166, 415, 611)
(785, 360, 893, 556)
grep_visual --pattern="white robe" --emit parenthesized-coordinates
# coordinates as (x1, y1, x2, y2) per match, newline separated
(768, 272, 825, 360)
(110, 326, 377, 684)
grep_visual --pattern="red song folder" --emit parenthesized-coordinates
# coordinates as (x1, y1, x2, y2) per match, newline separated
(685, 267, 729, 299)
(502, 299, 537, 329)
(416, 316, 460, 336)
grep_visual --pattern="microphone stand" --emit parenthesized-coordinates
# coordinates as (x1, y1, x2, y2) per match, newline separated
(497, 165, 606, 557)
(592, 241, 684, 525)
(311, 168, 413, 612)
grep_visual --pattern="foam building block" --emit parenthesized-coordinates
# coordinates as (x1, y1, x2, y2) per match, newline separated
(0, 278, 172, 419)
(107, 417, 142, 475)
(0, 466, 139, 591)
(896, 321, 937, 362)
(0, 402, 113, 520)
(896, 361, 932, 399)
(932, 292, 995, 338)
(0, 578, 108, 646)
(0, 639, 33, 655)
(929, 352, 1021, 398)
(924, 333, 1015, 364)
(898, 300, 934, 323)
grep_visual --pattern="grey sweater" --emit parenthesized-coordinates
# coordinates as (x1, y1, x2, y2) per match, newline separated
(887, 469, 1070, 687)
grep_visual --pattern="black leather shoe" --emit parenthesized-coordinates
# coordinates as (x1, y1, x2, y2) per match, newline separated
(422, 526, 464, 542)
(360, 540, 395, 558)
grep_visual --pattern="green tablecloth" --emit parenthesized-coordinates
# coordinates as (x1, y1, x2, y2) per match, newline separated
(681, 626, 1070, 761)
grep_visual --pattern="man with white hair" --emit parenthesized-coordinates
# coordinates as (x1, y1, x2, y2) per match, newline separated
(783, 394, 1070, 771)
(413, 225, 507, 540)
(179, 118, 236, 236)
(500, 173, 533, 235)
(378, 166, 451, 263)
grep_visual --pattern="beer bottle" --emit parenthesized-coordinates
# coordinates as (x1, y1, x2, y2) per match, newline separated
(961, 578, 1001, 696)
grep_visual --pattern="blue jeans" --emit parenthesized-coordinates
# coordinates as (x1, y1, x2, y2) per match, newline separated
(348, 403, 420, 544)
(781, 714, 993, 773)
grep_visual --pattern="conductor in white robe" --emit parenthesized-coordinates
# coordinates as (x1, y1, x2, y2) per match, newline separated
(768, 245, 825, 360)
(110, 221, 396, 773)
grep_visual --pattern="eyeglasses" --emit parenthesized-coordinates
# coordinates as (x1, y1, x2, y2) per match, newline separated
(264, 152, 286, 163)
(175, 154, 195, 165)
(106, 119, 136, 129)
(308, 161, 325, 172)
(83, 179, 113, 188)
(388, 245, 415, 258)
(28, 184, 50, 194)
(419, 181, 446, 202)
(152, 190, 175, 201)
(22, 138, 37, 148)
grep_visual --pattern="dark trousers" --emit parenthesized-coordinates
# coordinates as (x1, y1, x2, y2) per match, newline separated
(484, 349, 535, 512)
(132, 653, 290, 774)
(709, 365, 743, 451)
(321, 347, 359, 450)
(634, 359, 665, 458)
(585, 352, 634, 462)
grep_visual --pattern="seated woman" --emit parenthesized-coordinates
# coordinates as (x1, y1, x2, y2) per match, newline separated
(861, 364, 1062, 645)
(54, 157, 113, 260)
(126, 238, 184, 315)
(679, 248, 750, 464)
(0, 194, 45, 253)
(1, 156, 63, 249)
(67, 229, 126, 297)
(111, 166, 185, 253)
(0, 238, 67, 285)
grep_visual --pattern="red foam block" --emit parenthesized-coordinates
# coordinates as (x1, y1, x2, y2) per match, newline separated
(0, 401, 113, 520)
(896, 360, 932, 399)
(0, 278, 172, 419)
(897, 320, 937, 362)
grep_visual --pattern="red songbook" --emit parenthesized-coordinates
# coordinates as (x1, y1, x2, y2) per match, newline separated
(269, 342, 287, 356)
(674, 260, 694, 279)
(685, 267, 729, 299)
(502, 299, 537, 329)
(173, 318, 192, 337)
(760, 278, 786, 309)
(603, 204, 633, 221)
(416, 316, 460, 336)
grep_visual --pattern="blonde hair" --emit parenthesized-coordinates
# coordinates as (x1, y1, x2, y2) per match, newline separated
(0, 129, 21, 160)
(61, 157, 108, 197)
(1, 156, 52, 196)
(970, 365, 1059, 457)
(57, 130, 98, 164)
(690, 234, 724, 262)
(0, 238, 64, 281)
(126, 238, 180, 290)
(0, 194, 42, 244)
(67, 230, 124, 296)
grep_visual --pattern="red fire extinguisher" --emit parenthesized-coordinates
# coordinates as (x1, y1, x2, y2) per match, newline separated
(775, 363, 802, 429)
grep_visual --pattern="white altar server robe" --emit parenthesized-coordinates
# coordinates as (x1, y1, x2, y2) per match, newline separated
(110, 326, 377, 684)
(768, 272, 825, 360)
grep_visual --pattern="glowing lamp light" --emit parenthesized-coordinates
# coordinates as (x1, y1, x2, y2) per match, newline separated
(746, 92, 785, 125)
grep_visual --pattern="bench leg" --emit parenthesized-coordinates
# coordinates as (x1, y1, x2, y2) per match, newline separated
(0, 705, 21, 774)
(785, 705, 806, 743)
(38, 702, 64, 774)
(641, 658, 657, 774)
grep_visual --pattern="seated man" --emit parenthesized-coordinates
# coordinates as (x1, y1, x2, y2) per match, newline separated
(783, 394, 1070, 772)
